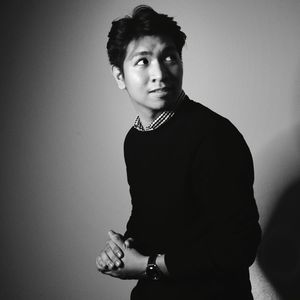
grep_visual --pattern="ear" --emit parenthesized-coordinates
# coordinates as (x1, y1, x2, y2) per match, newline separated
(112, 66, 126, 90)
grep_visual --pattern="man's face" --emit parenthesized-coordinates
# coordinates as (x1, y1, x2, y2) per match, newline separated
(114, 35, 183, 119)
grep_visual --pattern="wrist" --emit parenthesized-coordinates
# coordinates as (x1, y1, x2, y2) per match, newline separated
(145, 254, 164, 280)
(138, 255, 149, 279)
(156, 254, 169, 276)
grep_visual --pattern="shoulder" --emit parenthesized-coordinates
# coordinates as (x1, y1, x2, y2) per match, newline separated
(183, 98, 254, 168)
(185, 99, 254, 175)
(182, 97, 243, 142)
(124, 126, 135, 150)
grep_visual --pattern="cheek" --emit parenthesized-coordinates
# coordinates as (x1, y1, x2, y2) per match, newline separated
(130, 72, 148, 88)
(169, 65, 183, 79)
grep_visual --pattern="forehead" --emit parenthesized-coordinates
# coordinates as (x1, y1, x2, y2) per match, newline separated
(125, 35, 177, 60)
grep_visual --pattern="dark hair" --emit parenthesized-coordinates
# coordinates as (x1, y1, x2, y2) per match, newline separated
(106, 5, 186, 72)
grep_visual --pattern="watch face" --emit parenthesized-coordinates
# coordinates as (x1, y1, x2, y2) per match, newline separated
(146, 264, 161, 280)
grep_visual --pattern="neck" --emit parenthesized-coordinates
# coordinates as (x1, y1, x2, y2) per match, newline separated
(132, 90, 184, 129)
(131, 103, 162, 128)
(138, 111, 160, 128)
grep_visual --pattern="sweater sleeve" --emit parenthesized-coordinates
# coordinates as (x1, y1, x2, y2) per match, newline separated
(164, 119, 261, 279)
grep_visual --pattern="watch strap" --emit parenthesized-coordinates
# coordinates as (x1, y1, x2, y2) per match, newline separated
(146, 254, 162, 280)
(148, 254, 157, 266)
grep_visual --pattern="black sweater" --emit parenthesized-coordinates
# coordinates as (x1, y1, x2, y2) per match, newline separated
(124, 97, 261, 299)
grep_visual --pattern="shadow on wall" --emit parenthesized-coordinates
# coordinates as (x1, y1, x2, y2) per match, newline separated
(257, 125, 300, 299)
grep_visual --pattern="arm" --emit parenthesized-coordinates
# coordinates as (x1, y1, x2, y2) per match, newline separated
(97, 121, 261, 280)
(96, 231, 170, 279)
(164, 121, 261, 278)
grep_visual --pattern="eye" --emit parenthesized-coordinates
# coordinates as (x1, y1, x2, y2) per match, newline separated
(165, 55, 174, 62)
(164, 54, 179, 63)
(136, 58, 149, 66)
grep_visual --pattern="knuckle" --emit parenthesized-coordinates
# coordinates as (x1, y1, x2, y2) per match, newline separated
(100, 251, 106, 260)
(108, 240, 116, 250)
(105, 247, 120, 262)
(96, 258, 105, 270)
(101, 252, 110, 264)
(111, 245, 120, 255)
(110, 244, 123, 258)
(114, 259, 121, 267)
(100, 245, 122, 268)
(114, 234, 121, 241)
(107, 262, 114, 269)
(105, 247, 113, 258)
(105, 243, 111, 252)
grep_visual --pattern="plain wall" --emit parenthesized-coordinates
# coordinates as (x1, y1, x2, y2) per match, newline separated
(1, 0, 300, 299)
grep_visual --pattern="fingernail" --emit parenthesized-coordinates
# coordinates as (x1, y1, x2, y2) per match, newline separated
(117, 252, 122, 258)
(115, 261, 120, 267)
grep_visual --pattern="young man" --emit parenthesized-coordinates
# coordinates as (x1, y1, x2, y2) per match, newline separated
(96, 5, 261, 300)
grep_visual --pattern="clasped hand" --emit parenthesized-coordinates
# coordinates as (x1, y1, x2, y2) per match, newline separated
(96, 231, 148, 280)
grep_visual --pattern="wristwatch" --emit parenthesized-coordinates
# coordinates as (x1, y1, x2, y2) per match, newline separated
(145, 254, 162, 280)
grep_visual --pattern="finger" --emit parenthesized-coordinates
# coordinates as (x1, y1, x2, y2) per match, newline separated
(108, 230, 124, 248)
(96, 256, 107, 271)
(100, 248, 115, 270)
(107, 239, 123, 258)
(105, 243, 122, 268)
(124, 237, 134, 249)
(102, 269, 119, 278)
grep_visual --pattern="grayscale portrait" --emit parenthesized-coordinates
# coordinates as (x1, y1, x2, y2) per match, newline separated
(2, 1, 300, 299)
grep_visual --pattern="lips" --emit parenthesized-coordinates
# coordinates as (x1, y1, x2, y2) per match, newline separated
(149, 87, 171, 93)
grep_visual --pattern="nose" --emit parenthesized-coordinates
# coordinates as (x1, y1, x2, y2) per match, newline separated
(150, 60, 166, 82)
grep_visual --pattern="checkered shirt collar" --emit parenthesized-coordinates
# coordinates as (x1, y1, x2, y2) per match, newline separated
(133, 90, 186, 132)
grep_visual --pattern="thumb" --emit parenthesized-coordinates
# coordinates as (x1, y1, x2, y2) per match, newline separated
(108, 230, 124, 248)
(124, 237, 134, 249)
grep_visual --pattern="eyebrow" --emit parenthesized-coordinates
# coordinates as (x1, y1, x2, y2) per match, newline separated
(128, 51, 152, 60)
(128, 46, 178, 60)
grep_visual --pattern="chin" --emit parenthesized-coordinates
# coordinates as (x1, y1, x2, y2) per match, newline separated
(150, 99, 169, 110)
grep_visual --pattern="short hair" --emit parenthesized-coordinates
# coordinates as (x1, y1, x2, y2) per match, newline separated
(106, 5, 187, 72)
